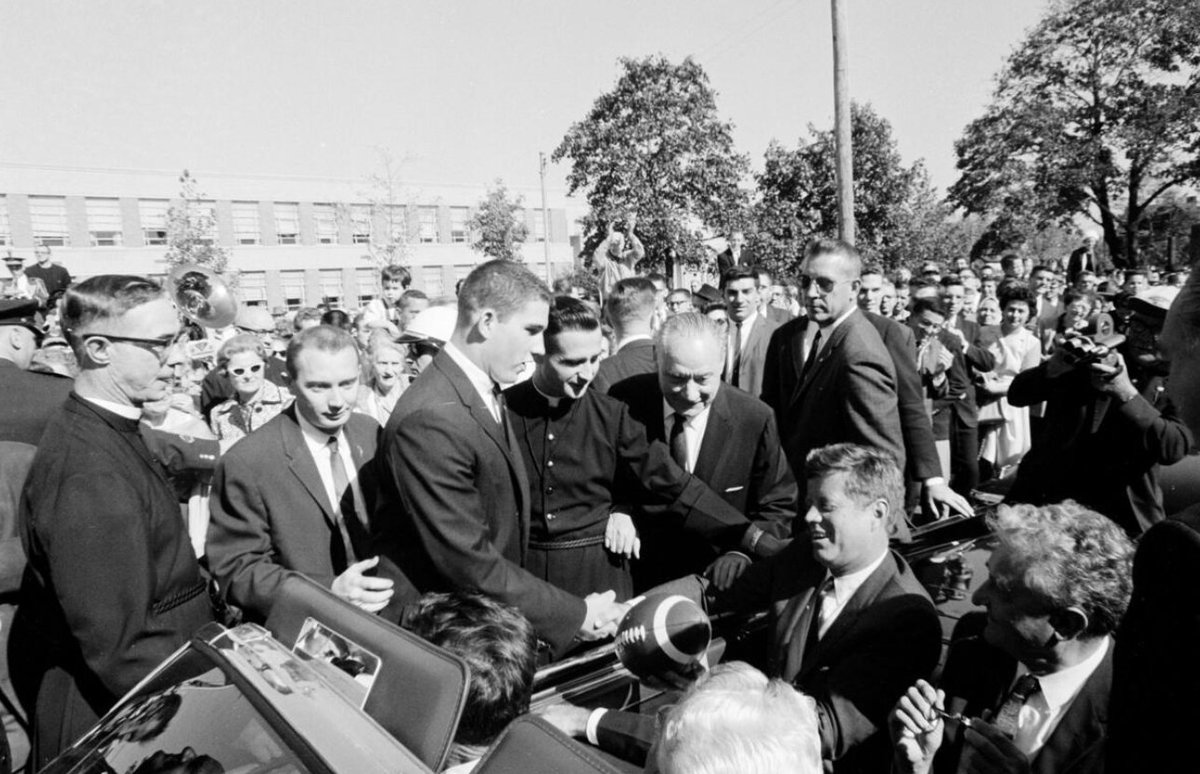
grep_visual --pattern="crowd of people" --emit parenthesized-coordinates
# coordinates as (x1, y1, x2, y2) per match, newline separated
(2, 231, 1200, 773)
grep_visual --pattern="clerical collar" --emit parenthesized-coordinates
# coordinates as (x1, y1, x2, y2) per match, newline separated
(530, 373, 567, 408)
(78, 394, 142, 420)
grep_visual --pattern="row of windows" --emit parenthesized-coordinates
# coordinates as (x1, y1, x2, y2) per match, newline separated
(0, 195, 549, 248)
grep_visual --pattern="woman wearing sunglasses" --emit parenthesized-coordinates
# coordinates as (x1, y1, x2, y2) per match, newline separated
(209, 334, 292, 443)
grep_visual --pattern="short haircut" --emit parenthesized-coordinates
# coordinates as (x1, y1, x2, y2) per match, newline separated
(217, 333, 269, 368)
(988, 501, 1134, 638)
(667, 288, 694, 302)
(604, 277, 657, 325)
(805, 443, 904, 519)
(381, 264, 412, 287)
(860, 265, 885, 280)
(61, 275, 166, 356)
(804, 238, 862, 278)
(292, 307, 324, 332)
(939, 275, 965, 290)
(1030, 265, 1056, 278)
(655, 662, 821, 774)
(399, 288, 428, 309)
(647, 272, 668, 290)
(1001, 254, 1021, 269)
(456, 260, 551, 327)
(912, 296, 950, 319)
(285, 324, 359, 378)
(657, 312, 725, 361)
(405, 592, 537, 748)
(998, 284, 1037, 311)
(320, 309, 352, 331)
(1061, 288, 1096, 308)
(720, 265, 757, 290)
(545, 295, 600, 353)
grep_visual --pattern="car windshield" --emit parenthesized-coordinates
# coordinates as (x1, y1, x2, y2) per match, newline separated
(43, 623, 428, 774)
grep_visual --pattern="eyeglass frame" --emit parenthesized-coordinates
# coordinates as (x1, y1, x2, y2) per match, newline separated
(799, 273, 856, 295)
(228, 363, 264, 376)
(83, 329, 188, 364)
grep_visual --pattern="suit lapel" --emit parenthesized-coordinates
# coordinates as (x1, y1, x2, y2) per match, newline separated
(280, 407, 337, 527)
(790, 316, 809, 382)
(791, 313, 853, 406)
(1031, 644, 1112, 774)
(693, 389, 731, 480)
(778, 586, 820, 683)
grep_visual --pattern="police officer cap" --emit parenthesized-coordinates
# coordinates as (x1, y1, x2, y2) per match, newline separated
(0, 298, 45, 339)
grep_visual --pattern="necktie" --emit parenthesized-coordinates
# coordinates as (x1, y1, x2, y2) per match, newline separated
(729, 322, 743, 385)
(327, 435, 360, 570)
(669, 413, 688, 470)
(802, 329, 823, 377)
(993, 674, 1040, 739)
(816, 576, 838, 638)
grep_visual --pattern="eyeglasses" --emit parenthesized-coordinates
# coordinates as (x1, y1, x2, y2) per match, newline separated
(800, 274, 853, 295)
(85, 330, 186, 363)
(229, 364, 264, 376)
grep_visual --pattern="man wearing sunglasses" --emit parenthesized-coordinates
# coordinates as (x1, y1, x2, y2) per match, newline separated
(762, 239, 906, 502)
(10, 276, 215, 768)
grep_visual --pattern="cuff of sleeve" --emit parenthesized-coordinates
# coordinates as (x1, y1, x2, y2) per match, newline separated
(923, 476, 946, 488)
(586, 708, 608, 745)
(725, 550, 752, 563)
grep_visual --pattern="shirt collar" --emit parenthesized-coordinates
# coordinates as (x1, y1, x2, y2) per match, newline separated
(79, 395, 142, 420)
(1016, 636, 1111, 712)
(444, 341, 499, 407)
(827, 549, 888, 605)
(616, 333, 652, 352)
(663, 398, 712, 427)
(734, 310, 759, 330)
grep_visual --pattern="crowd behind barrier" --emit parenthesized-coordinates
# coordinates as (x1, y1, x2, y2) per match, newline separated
(1, 235, 1199, 773)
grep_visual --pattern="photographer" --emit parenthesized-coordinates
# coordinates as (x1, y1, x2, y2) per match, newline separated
(1005, 287, 1193, 536)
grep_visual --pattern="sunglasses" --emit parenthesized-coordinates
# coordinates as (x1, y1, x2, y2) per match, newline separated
(799, 274, 853, 295)
(229, 364, 264, 376)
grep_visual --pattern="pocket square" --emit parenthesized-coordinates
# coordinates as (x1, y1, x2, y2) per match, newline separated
(724, 486, 744, 493)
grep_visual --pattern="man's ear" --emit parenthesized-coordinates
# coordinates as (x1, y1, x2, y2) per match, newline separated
(80, 335, 112, 366)
(476, 308, 498, 339)
(4, 327, 24, 351)
(872, 497, 891, 524)
(1050, 606, 1089, 641)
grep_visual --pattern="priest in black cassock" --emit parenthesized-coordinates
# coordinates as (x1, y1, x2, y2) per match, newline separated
(504, 296, 786, 601)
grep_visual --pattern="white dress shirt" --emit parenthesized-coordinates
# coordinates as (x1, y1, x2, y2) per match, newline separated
(444, 341, 502, 424)
(296, 410, 369, 530)
(802, 305, 857, 365)
(1011, 636, 1111, 758)
(818, 549, 888, 637)
(662, 400, 712, 474)
(80, 395, 143, 420)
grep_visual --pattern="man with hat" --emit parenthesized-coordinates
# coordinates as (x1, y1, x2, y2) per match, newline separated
(23, 245, 72, 307)
(199, 305, 290, 419)
(1006, 284, 1193, 535)
(2, 254, 48, 308)
(0, 299, 70, 445)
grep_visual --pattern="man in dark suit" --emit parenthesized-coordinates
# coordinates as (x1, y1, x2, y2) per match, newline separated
(380, 261, 625, 659)
(609, 312, 796, 590)
(761, 239, 905, 482)
(715, 231, 750, 277)
(722, 265, 780, 400)
(549, 444, 939, 773)
(207, 324, 414, 622)
(755, 266, 794, 325)
(1066, 234, 1099, 284)
(891, 501, 1132, 774)
(591, 277, 657, 395)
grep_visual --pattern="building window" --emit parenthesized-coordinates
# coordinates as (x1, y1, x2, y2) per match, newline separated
(231, 202, 260, 245)
(140, 199, 170, 245)
(275, 202, 299, 244)
(281, 270, 307, 310)
(319, 269, 343, 308)
(29, 196, 69, 247)
(86, 198, 124, 246)
(384, 205, 408, 244)
(421, 266, 444, 297)
(419, 207, 437, 243)
(238, 272, 268, 306)
(532, 209, 548, 242)
(450, 207, 469, 243)
(0, 197, 9, 246)
(356, 267, 378, 307)
(313, 203, 337, 244)
(350, 205, 372, 245)
(453, 264, 476, 284)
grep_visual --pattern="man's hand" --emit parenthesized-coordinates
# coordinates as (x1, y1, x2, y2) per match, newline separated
(330, 556, 394, 613)
(1089, 352, 1138, 401)
(960, 719, 1032, 774)
(742, 526, 790, 559)
(889, 679, 946, 774)
(604, 511, 641, 559)
(536, 703, 592, 738)
(579, 589, 624, 642)
(923, 481, 974, 519)
(705, 553, 750, 591)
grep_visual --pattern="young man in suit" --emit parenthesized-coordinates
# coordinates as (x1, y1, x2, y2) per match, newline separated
(546, 444, 940, 774)
(380, 260, 625, 659)
(207, 324, 414, 622)
(609, 312, 796, 591)
(761, 239, 905, 482)
(892, 501, 1132, 774)
(721, 265, 780, 399)
(591, 277, 658, 395)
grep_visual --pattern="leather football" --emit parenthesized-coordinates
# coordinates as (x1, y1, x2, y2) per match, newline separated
(614, 593, 711, 681)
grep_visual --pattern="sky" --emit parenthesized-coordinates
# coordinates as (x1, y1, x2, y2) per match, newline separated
(0, 0, 1050, 197)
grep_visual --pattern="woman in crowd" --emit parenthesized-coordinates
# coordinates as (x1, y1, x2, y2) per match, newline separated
(976, 285, 1042, 479)
(1043, 288, 1096, 353)
(355, 330, 410, 425)
(975, 296, 1002, 329)
(208, 334, 292, 443)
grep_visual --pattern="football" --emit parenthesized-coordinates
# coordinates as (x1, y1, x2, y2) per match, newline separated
(614, 593, 711, 681)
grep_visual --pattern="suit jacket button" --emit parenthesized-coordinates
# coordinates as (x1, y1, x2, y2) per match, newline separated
(546, 512, 555, 520)
(547, 460, 554, 467)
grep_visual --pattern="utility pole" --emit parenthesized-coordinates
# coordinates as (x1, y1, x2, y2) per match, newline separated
(539, 152, 552, 284)
(831, 0, 855, 244)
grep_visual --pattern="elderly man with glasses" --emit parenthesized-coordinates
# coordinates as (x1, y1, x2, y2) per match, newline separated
(10, 275, 215, 769)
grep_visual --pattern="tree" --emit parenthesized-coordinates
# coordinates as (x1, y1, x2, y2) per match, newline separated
(948, 0, 1200, 268)
(750, 102, 942, 275)
(553, 55, 750, 278)
(163, 170, 232, 276)
(358, 148, 416, 269)
(469, 179, 528, 261)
